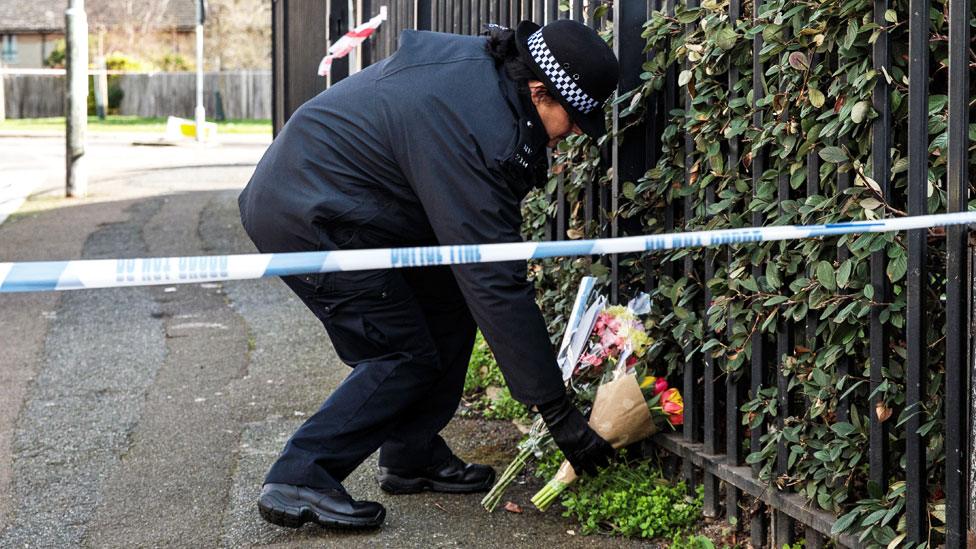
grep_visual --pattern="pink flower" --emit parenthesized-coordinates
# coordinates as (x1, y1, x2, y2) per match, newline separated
(581, 352, 604, 367)
(653, 377, 668, 396)
(626, 355, 638, 367)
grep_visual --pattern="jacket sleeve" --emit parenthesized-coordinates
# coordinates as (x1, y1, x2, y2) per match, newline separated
(388, 107, 565, 406)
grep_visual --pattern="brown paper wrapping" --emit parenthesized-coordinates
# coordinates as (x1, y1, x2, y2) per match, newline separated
(553, 373, 657, 485)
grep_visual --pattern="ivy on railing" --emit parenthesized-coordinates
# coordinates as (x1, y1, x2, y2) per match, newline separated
(524, 0, 975, 545)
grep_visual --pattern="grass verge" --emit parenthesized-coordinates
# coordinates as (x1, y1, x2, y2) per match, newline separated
(0, 116, 272, 135)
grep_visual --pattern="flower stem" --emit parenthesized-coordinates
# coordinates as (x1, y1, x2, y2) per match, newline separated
(530, 478, 569, 511)
(481, 446, 532, 512)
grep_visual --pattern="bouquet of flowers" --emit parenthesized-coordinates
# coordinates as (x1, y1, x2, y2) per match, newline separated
(530, 308, 684, 511)
(481, 279, 684, 513)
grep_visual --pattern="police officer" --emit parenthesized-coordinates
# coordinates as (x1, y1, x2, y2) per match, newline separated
(240, 19, 620, 529)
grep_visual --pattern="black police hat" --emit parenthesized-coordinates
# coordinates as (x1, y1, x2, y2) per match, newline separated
(514, 19, 620, 139)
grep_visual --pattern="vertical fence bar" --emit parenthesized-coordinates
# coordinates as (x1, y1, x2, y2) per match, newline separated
(702, 0, 721, 515)
(361, 0, 374, 66)
(905, 0, 929, 540)
(545, 0, 556, 21)
(509, 0, 518, 27)
(869, 0, 891, 504)
(271, 0, 285, 134)
(642, 0, 660, 294)
(661, 0, 677, 283)
(772, 28, 795, 546)
(800, 52, 824, 549)
(945, 0, 972, 544)
(702, 141, 720, 518)
(681, 0, 701, 495)
(804, 53, 820, 366)
(417, 0, 432, 30)
(724, 0, 744, 530)
(835, 73, 852, 424)
(750, 0, 768, 544)
(612, 0, 648, 294)
(970, 250, 976, 542)
(460, 0, 470, 34)
(572, 0, 582, 20)
(479, 0, 489, 31)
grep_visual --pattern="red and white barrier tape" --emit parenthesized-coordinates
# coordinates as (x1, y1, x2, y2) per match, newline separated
(318, 6, 388, 77)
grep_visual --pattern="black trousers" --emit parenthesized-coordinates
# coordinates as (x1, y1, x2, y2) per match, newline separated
(264, 265, 477, 491)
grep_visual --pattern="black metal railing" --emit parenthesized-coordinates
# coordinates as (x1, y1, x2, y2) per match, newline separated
(272, 0, 974, 546)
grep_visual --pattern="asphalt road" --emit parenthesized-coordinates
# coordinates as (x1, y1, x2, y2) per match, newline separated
(0, 137, 649, 548)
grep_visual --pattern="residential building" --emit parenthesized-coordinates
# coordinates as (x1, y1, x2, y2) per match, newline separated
(0, 0, 198, 68)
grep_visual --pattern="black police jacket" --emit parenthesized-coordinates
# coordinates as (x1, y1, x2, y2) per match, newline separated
(239, 30, 564, 406)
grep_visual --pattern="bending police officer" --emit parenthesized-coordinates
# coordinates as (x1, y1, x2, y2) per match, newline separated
(239, 19, 620, 529)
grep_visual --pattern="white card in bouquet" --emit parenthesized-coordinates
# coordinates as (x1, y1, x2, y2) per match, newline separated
(559, 295, 606, 381)
(557, 276, 596, 357)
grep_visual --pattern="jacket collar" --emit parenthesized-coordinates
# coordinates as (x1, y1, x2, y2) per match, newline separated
(498, 68, 550, 165)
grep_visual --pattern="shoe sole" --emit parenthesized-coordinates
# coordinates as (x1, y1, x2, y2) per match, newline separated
(257, 491, 385, 530)
(378, 472, 496, 495)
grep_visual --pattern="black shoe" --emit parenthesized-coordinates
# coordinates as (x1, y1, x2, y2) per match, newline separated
(377, 455, 496, 494)
(257, 483, 385, 530)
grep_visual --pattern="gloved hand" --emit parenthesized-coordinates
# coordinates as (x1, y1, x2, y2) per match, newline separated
(537, 393, 614, 476)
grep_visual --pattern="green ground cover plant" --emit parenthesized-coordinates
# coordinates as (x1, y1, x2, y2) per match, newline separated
(533, 449, 704, 539)
(463, 331, 529, 421)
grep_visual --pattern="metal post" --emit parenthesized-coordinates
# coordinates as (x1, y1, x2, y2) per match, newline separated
(66, 0, 88, 198)
(945, 0, 971, 544)
(0, 59, 6, 122)
(195, 0, 206, 142)
(93, 31, 106, 120)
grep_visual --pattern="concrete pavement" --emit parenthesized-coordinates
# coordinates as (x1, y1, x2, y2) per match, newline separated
(0, 137, 649, 547)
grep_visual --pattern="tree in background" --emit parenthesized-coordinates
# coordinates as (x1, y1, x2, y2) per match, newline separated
(204, 0, 271, 70)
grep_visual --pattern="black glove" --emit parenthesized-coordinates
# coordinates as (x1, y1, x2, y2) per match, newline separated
(537, 393, 614, 476)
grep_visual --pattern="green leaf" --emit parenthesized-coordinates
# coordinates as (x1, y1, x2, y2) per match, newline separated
(831, 422, 856, 436)
(832, 509, 860, 534)
(714, 27, 738, 50)
(816, 261, 836, 290)
(860, 198, 882, 210)
(819, 146, 847, 163)
(851, 101, 871, 123)
(887, 254, 907, 282)
(623, 182, 637, 200)
(837, 260, 853, 288)
(808, 87, 825, 108)
(675, 8, 701, 23)
(884, 8, 897, 22)
(864, 283, 875, 300)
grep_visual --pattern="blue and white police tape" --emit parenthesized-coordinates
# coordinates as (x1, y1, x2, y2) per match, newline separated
(2, 211, 975, 294)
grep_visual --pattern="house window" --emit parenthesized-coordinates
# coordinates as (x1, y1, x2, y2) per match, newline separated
(1, 35, 17, 63)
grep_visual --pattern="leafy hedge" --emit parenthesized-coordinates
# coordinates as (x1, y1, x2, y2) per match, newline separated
(525, 0, 976, 546)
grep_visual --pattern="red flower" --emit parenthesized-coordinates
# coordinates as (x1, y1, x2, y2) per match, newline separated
(661, 388, 684, 426)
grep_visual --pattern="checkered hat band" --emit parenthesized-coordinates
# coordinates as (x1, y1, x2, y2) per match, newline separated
(526, 29, 601, 114)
